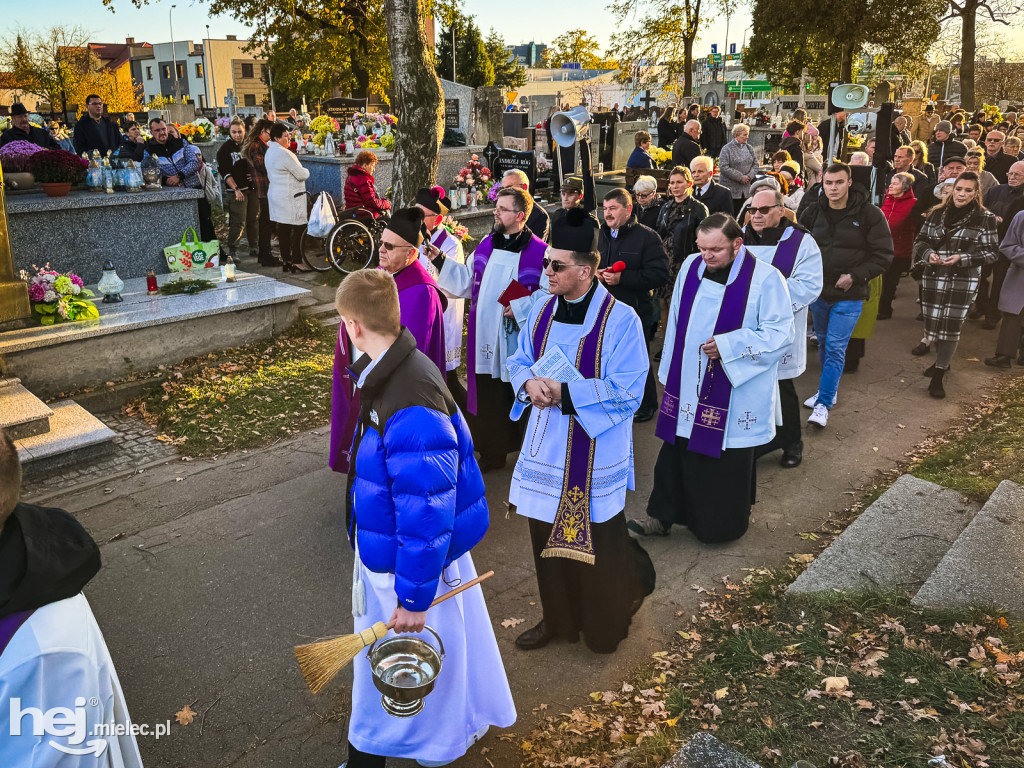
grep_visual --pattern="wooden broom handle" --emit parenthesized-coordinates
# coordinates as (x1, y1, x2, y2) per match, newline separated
(384, 570, 494, 629)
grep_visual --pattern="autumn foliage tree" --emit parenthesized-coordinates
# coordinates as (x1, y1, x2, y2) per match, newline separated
(0, 26, 94, 118)
(543, 29, 610, 69)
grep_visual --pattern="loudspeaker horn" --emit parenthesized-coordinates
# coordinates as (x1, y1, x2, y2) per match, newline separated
(550, 106, 592, 148)
(830, 83, 870, 111)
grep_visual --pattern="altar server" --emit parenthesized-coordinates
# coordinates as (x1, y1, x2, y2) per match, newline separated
(430, 187, 549, 471)
(329, 208, 447, 475)
(506, 208, 655, 653)
(416, 186, 468, 407)
(630, 213, 794, 543)
(744, 188, 823, 468)
(336, 270, 515, 768)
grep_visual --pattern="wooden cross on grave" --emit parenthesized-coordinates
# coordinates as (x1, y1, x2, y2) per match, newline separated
(639, 90, 656, 112)
(792, 68, 815, 110)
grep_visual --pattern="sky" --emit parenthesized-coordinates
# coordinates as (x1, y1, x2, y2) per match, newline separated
(3, 0, 752, 60)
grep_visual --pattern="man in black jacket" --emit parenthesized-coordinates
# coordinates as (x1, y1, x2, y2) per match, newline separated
(798, 162, 893, 429)
(700, 106, 728, 158)
(0, 103, 59, 149)
(595, 188, 670, 422)
(885, 146, 930, 199)
(928, 121, 969, 169)
(982, 131, 1014, 185)
(690, 156, 734, 215)
(72, 94, 122, 156)
(672, 120, 703, 169)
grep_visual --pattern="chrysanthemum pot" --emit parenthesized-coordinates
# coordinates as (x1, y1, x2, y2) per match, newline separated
(40, 181, 72, 197)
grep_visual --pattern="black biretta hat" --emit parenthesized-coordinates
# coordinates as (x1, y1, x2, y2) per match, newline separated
(385, 207, 427, 247)
(551, 207, 599, 252)
(415, 186, 451, 216)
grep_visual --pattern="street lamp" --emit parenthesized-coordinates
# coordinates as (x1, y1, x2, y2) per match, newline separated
(169, 4, 179, 102)
(206, 23, 218, 115)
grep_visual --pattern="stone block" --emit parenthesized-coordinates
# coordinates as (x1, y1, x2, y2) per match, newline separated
(0, 377, 53, 440)
(661, 732, 761, 768)
(788, 475, 977, 596)
(913, 481, 1024, 616)
(16, 400, 115, 475)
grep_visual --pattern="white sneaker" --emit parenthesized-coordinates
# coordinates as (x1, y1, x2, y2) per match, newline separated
(808, 403, 829, 427)
(803, 392, 837, 409)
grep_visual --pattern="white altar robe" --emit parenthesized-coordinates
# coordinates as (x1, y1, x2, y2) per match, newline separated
(745, 227, 823, 380)
(349, 551, 516, 763)
(420, 227, 466, 372)
(436, 243, 550, 382)
(659, 250, 795, 449)
(506, 283, 648, 524)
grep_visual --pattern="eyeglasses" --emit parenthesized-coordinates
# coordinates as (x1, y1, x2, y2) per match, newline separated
(494, 207, 519, 217)
(749, 204, 781, 215)
(543, 257, 581, 273)
(379, 241, 413, 252)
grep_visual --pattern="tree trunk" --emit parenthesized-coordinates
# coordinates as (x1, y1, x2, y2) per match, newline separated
(840, 44, 854, 83)
(683, 37, 694, 97)
(960, 0, 977, 111)
(384, 0, 443, 206)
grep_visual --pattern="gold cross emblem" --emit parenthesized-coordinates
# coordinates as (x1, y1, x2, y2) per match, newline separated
(700, 408, 722, 427)
(567, 485, 584, 503)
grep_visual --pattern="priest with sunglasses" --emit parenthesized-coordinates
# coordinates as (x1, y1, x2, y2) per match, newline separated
(743, 188, 822, 469)
(630, 213, 794, 544)
(506, 207, 656, 654)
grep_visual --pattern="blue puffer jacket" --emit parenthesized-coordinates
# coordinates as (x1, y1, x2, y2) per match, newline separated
(349, 328, 489, 611)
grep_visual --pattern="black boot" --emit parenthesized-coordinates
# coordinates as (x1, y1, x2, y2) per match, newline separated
(928, 367, 947, 399)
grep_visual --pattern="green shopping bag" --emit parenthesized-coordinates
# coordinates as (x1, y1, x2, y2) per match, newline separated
(164, 228, 221, 272)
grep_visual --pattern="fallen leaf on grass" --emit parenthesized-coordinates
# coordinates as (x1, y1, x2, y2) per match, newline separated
(904, 677, 919, 684)
(714, 686, 729, 700)
(500, 617, 525, 629)
(809, 721, 823, 728)
(804, 689, 823, 700)
(824, 676, 849, 693)
(175, 705, 196, 725)
(856, 699, 875, 710)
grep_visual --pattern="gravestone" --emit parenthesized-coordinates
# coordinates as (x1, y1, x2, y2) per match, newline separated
(481, 140, 536, 192)
(321, 97, 368, 124)
(439, 79, 474, 140)
(475, 86, 505, 146)
(662, 733, 762, 768)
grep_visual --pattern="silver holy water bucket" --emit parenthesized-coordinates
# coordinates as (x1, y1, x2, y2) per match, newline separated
(366, 626, 445, 717)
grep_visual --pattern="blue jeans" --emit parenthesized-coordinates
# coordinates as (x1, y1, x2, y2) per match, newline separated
(810, 299, 863, 409)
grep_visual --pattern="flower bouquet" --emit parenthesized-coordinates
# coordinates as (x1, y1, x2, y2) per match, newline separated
(1, 140, 43, 173)
(28, 149, 87, 195)
(454, 154, 491, 188)
(440, 215, 471, 242)
(310, 115, 339, 147)
(215, 116, 232, 137)
(193, 117, 214, 142)
(537, 156, 553, 174)
(650, 146, 673, 168)
(21, 265, 99, 326)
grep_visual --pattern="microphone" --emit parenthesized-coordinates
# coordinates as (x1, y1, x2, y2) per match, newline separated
(611, 261, 626, 272)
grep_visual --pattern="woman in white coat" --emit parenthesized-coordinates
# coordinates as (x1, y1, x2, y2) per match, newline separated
(265, 122, 311, 272)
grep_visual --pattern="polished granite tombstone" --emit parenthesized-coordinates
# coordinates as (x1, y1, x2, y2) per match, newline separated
(6, 188, 204, 283)
(0, 270, 309, 398)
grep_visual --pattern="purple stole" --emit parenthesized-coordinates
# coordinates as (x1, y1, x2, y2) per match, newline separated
(431, 227, 450, 250)
(466, 233, 547, 415)
(770, 229, 804, 278)
(531, 290, 616, 564)
(655, 251, 757, 458)
(0, 609, 34, 657)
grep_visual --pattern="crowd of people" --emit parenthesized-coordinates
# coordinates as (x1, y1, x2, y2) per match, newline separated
(4, 97, 1024, 768)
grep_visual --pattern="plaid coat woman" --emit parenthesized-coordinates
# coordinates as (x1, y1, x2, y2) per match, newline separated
(913, 204, 1000, 342)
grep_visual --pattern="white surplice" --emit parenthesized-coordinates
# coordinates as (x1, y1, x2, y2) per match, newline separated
(419, 227, 466, 372)
(506, 283, 648, 524)
(745, 226, 823, 379)
(435, 238, 550, 382)
(348, 552, 516, 763)
(659, 250, 795, 449)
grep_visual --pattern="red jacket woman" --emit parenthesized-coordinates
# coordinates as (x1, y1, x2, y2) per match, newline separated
(344, 151, 392, 217)
(882, 177, 918, 261)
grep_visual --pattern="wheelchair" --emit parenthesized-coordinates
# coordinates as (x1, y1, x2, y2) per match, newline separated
(299, 192, 389, 274)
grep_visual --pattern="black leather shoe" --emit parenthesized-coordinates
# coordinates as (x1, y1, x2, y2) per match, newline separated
(985, 354, 1012, 368)
(780, 441, 803, 468)
(633, 406, 655, 423)
(923, 363, 950, 376)
(911, 342, 930, 356)
(515, 621, 554, 650)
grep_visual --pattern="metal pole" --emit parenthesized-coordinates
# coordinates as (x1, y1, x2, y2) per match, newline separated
(268, 64, 276, 112)
(169, 5, 179, 102)
(722, 13, 730, 85)
(452, 24, 456, 82)
(944, 60, 953, 101)
(206, 25, 218, 116)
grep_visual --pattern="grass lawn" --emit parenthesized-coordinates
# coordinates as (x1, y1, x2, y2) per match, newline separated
(521, 564, 1024, 768)
(125, 317, 335, 456)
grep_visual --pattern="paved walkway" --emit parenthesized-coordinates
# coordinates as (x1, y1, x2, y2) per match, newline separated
(28, 291, 1021, 768)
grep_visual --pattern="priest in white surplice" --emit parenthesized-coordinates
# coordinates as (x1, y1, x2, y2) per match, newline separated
(416, 186, 468, 408)
(429, 187, 549, 471)
(630, 213, 795, 544)
(506, 208, 655, 654)
(744, 187, 823, 469)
